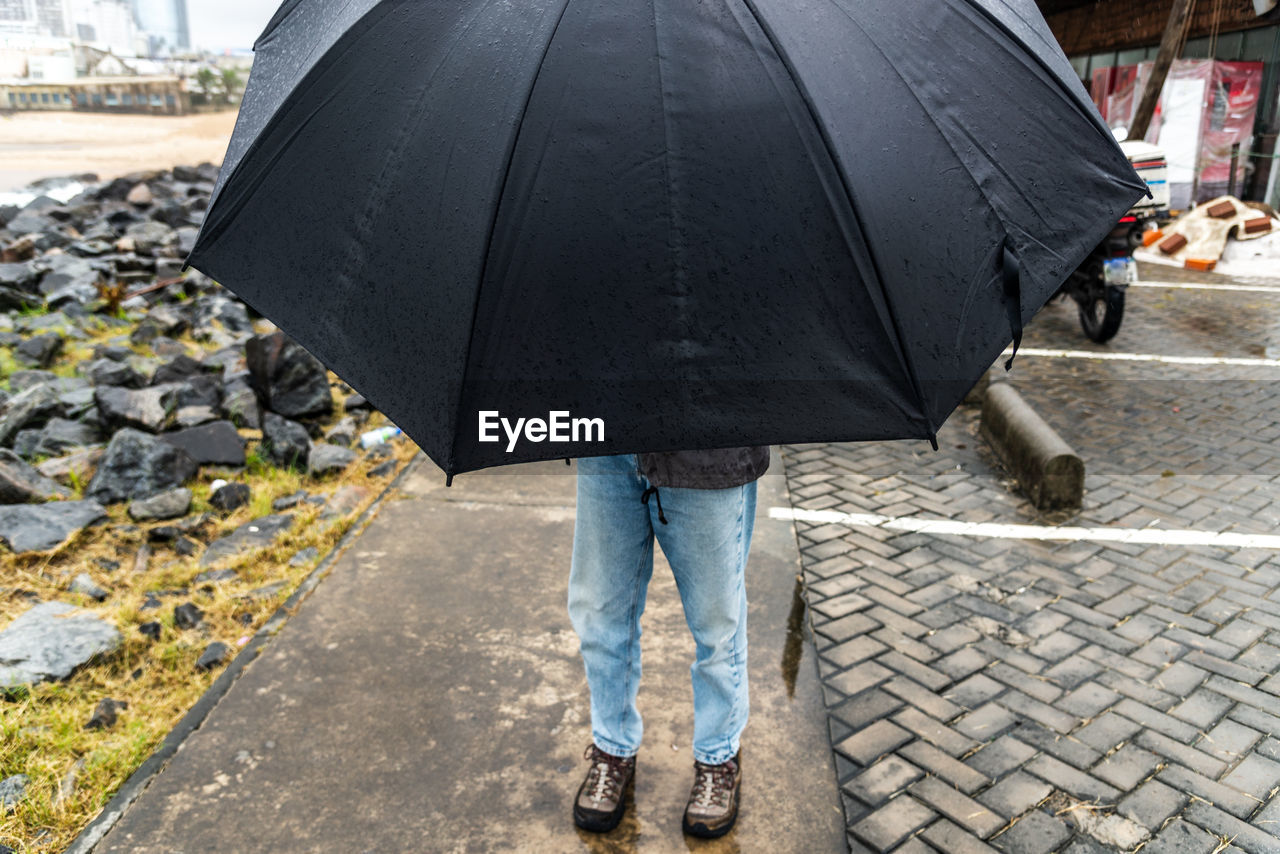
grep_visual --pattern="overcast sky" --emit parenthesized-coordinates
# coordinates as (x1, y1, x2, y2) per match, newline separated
(188, 0, 275, 53)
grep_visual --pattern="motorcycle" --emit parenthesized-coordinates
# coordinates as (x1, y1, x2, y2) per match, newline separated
(1057, 139, 1169, 343)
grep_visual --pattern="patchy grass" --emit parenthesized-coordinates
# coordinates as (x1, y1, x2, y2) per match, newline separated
(0, 302, 421, 852)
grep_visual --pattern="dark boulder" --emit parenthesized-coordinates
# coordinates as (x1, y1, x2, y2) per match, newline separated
(14, 333, 63, 368)
(159, 420, 245, 467)
(245, 331, 332, 419)
(84, 428, 197, 504)
(260, 412, 310, 470)
(93, 385, 178, 433)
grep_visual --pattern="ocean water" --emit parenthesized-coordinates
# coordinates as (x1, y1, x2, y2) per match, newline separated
(0, 178, 90, 209)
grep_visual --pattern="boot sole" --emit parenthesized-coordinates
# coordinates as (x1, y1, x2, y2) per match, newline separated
(573, 774, 633, 833)
(682, 786, 740, 839)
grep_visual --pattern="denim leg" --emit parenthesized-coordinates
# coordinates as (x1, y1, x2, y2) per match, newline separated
(652, 480, 756, 765)
(568, 454, 654, 758)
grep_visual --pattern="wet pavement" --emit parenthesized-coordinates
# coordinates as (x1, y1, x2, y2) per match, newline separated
(82, 453, 843, 853)
(784, 262, 1280, 853)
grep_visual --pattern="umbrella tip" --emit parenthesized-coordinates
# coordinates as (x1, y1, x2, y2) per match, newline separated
(928, 432, 938, 452)
(445, 473, 454, 487)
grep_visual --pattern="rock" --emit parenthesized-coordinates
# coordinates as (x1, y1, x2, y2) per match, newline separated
(152, 355, 201, 386)
(0, 449, 71, 502)
(174, 536, 199, 556)
(7, 369, 56, 393)
(139, 592, 160, 611)
(0, 261, 39, 292)
(193, 568, 237, 586)
(271, 490, 308, 511)
(148, 525, 181, 542)
(343, 393, 371, 412)
(261, 412, 310, 470)
(36, 446, 102, 485)
(127, 487, 192, 521)
(94, 557, 119, 572)
(209, 482, 250, 513)
(36, 254, 102, 297)
(174, 405, 219, 428)
(122, 221, 175, 254)
(0, 774, 29, 813)
(14, 333, 63, 368)
(159, 420, 245, 467)
(93, 385, 178, 433)
(220, 381, 260, 429)
(58, 386, 97, 421)
(173, 602, 203, 629)
(29, 418, 98, 458)
(84, 697, 127, 729)
(288, 546, 319, 567)
(199, 514, 293, 567)
(92, 343, 133, 362)
(0, 500, 107, 552)
(84, 428, 198, 504)
(165, 375, 222, 410)
(245, 580, 287, 600)
(324, 416, 356, 447)
(195, 641, 229, 671)
(86, 357, 147, 388)
(138, 621, 161, 640)
(367, 459, 397, 478)
(245, 331, 332, 418)
(191, 295, 252, 338)
(0, 601, 122, 689)
(308, 442, 355, 477)
(55, 756, 86, 807)
(0, 383, 63, 446)
(365, 442, 394, 460)
(320, 485, 368, 519)
(126, 183, 152, 206)
(69, 573, 108, 601)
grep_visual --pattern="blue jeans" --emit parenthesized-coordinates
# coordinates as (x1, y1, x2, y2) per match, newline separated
(568, 453, 755, 766)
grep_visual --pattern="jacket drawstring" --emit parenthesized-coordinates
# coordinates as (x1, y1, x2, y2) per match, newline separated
(640, 485, 668, 524)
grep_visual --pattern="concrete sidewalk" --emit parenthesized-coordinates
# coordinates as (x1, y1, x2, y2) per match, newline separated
(80, 451, 843, 853)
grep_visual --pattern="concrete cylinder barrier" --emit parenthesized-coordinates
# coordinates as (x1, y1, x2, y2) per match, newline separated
(980, 381, 1084, 512)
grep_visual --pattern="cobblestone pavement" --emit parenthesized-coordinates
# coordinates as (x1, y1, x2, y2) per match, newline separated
(782, 262, 1280, 853)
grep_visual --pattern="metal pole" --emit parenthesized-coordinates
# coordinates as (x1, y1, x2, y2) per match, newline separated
(1228, 142, 1240, 197)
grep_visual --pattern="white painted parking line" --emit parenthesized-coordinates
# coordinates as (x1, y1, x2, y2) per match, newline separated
(1005, 347, 1280, 368)
(1132, 280, 1280, 294)
(770, 507, 1280, 550)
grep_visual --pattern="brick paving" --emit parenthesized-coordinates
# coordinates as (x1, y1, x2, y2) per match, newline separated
(783, 263, 1280, 853)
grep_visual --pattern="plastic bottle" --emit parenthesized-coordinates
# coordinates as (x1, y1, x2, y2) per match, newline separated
(359, 426, 402, 449)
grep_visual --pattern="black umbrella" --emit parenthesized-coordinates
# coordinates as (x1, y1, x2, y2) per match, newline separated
(184, 0, 1147, 481)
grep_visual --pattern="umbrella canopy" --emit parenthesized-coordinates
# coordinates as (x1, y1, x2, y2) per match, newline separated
(184, 0, 1147, 479)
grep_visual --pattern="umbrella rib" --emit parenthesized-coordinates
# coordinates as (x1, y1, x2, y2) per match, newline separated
(444, 0, 575, 481)
(733, 0, 936, 441)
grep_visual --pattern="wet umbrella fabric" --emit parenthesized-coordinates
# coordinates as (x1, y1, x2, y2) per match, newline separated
(183, 0, 1147, 479)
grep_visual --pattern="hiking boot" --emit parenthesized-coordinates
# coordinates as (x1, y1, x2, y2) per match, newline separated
(682, 751, 741, 838)
(573, 743, 635, 833)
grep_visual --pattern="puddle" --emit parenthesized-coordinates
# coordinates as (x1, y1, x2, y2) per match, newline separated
(780, 574, 807, 700)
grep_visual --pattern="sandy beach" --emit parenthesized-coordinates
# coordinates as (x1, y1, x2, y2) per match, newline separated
(0, 109, 239, 193)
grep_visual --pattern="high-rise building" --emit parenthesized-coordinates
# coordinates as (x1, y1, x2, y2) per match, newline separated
(129, 0, 188, 56)
(0, 0, 76, 38)
(70, 0, 136, 55)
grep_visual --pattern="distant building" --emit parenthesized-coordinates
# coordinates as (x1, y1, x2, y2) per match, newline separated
(70, 0, 136, 56)
(0, 73, 188, 112)
(130, 0, 187, 56)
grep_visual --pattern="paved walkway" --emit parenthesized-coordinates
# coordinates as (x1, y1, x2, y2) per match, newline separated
(786, 264, 1280, 853)
(78, 454, 843, 853)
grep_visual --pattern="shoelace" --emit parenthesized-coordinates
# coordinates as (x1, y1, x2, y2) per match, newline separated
(583, 745, 631, 805)
(690, 760, 735, 810)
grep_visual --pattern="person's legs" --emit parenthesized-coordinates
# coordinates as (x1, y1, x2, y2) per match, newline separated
(649, 479, 756, 766)
(568, 453, 656, 760)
